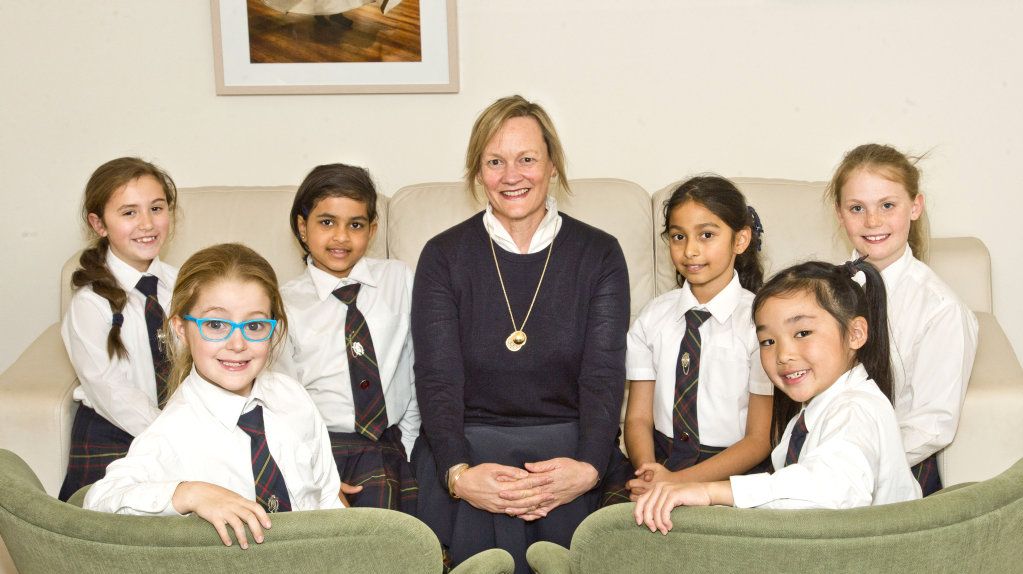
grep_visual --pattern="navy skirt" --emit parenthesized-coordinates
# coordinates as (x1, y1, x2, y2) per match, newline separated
(912, 453, 943, 496)
(413, 422, 630, 574)
(58, 405, 134, 501)
(328, 425, 418, 514)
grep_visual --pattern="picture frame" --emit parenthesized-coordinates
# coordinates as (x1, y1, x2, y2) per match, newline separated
(211, 0, 459, 95)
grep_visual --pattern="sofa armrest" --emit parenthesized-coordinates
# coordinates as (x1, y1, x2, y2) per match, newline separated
(451, 548, 516, 574)
(0, 323, 78, 496)
(527, 541, 573, 574)
(939, 312, 1023, 486)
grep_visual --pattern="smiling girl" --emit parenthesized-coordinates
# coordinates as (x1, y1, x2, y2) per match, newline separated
(617, 176, 772, 503)
(85, 244, 344, 549)
(59, 157, 179, 501)
(633, 259, 920, 533)
(828, 144, 979, 495)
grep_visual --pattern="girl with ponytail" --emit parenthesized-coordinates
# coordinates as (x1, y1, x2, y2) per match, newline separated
(616, 176, 773, 504)
(634, 258, 921, 532)
(58, 157, 179, 500)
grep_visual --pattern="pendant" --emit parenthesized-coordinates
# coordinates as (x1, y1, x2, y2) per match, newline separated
(680, 352, 691, 376)
(505, 330, 527, 352)
(351, 341, 365, 357)
(267, 494, 280, 513)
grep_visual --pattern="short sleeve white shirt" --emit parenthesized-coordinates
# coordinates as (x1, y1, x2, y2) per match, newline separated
(276, 257, 419, 457)
(626, 272, 773, 447)
(84, 369, 344, 515)
(61, 250, 178, 437)
(730, 364, 922, 509)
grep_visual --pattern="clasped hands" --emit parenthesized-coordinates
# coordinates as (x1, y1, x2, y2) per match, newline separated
(450, 458, 598, 521)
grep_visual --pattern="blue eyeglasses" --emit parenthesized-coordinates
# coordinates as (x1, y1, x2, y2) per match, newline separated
(183, 315, 278, 342)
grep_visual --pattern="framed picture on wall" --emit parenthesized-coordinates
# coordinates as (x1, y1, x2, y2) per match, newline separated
(211, 0, 458, 94)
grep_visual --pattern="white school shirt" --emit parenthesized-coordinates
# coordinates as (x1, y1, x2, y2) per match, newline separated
(857, 246, 979, 466)
(84, 369, 344, 515)
(61, 250, 178, 437)
(626, 272, 773, 448)
(730, 364, 922, 509)
(484, 195, 562, 254)
(276, 257, 420, 457)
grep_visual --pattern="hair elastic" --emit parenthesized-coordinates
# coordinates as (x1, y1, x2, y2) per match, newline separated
(842, 255, 869, 278)
(747, 205, 765, 252)
(112, 313, 124, 328)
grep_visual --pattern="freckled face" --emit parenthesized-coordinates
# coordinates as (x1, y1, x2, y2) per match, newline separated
(479, 116, 555, 233)
(297, 196, 376, 279)
(172, 279, 274, 397)
(836, 168, 923, 270)
(755, 291, 865, 404)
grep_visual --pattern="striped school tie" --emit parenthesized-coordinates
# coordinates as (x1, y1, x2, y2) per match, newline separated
(672, 308, 713, 467)
(238, 406, 292, 513)
(784, 412, 809, 467)
(333, 283, 388, 441)
(135, 275, 169, 408)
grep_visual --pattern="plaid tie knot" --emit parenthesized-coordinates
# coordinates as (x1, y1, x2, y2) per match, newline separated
(333, 283, 361, 306)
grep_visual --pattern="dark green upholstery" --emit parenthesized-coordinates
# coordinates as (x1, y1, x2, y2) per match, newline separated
(0, 449, 513, 574)
(528, 458, 1023, 574)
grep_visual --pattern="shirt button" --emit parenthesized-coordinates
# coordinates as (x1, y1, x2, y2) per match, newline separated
(360, 379, 370, 390)
(679, 432, 690, 442)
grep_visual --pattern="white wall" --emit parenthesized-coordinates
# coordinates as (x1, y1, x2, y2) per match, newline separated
(1, 0, 1020, 373)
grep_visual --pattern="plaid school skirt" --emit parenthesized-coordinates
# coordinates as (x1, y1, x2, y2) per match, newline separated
(58, 405, 134, 501)
(328, 425, 418, 514)
(912, 453, 943, 496)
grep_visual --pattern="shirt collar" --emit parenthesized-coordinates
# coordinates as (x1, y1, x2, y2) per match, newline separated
(802, 363, 870, 431)
(851, 245, 912, 288)
(105, 248, 169, 292)
(184, 366, 270, 430)
(676, 271, 742, 324)
(306, 256, 376, 302)
(483, 195, 563, 254)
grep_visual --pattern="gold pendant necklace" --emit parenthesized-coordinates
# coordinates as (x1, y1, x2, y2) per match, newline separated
(489, 235, 553, 352)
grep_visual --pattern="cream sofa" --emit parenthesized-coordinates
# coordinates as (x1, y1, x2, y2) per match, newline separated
(0, 178, 1021, 572)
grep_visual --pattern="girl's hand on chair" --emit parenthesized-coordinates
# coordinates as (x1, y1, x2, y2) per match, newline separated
(172, 481, 271, 549)
(339, 481, 363, 507)
(626, 462, 673, 499)
(633, 481, 711, 535)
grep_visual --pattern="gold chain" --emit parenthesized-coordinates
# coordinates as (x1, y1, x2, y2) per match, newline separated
(488, 235, 553, 341)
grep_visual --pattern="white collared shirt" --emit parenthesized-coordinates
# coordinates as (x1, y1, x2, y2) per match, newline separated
(857, 246, 979, 465)
(61, 250, 178, 437)
(730, 364, 922, 509)
(483, 195, 563, 254)
(626, 272, 773, 447)
(84, 369, 344, 515)
(276, 257, 419, 457)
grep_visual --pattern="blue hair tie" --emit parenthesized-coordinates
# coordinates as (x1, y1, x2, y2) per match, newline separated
(746, 205, 765, 252)
(112, 313, 124, 328)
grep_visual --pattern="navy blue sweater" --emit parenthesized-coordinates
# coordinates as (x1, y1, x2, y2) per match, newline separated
(412, 212, 629, 477)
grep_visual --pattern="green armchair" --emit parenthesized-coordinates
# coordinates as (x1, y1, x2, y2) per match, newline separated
(527, 458, 1023, 574)
(0, 449, 512, 574)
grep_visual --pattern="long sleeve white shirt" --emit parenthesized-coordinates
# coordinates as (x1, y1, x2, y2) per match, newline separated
(730, 365, 921, 509)
(61, 250, 177, 437)
(84, 369, 344, 515)
(875, 246, 979, 466)
(276, 257, 419, 457)
(626, 272, 773, 447)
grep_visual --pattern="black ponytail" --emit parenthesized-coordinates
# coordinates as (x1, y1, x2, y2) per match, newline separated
(662, 175, 765, 292)
(753, 258, 893, 447)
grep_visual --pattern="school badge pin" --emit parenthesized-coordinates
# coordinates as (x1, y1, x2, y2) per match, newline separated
(680, 352, 691, 376)
(267, 494, 280, 513)
(351, 341, 365, 357)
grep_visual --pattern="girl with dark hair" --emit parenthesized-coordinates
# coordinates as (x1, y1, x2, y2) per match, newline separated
(634, 258, 921, 533)
(619, 176, 772, 502)
(59, 157, 179, 500)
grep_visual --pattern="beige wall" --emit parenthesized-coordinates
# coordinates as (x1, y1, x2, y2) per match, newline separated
(1, 0, 1020, 373)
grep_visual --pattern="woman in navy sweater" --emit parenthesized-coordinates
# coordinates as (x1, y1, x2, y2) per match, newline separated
(411, 95, 630, 573)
